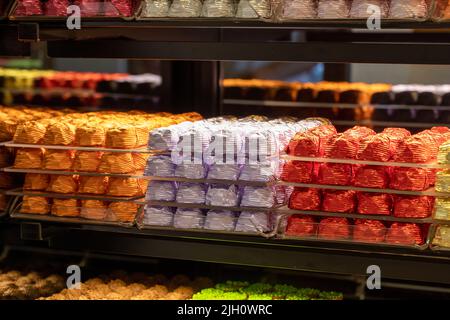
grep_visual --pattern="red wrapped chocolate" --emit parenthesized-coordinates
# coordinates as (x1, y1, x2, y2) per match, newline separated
(322, 189, 356, 213)
(385, 223, 424, 245)
(104, 0, 133, 16)
(324, 133, 360, 159)
(74, 0, 101, 16)
(357, 192, 392, 215)
(394, 134, 435, 163)
(45, 0, 69, 16)
(281, 161, 317, 183)
(15, 0, 43, 16)
(288, 188, 321, 211)
(353, 165, 390, 189)
(344, 126, 376, 140)
(382, 127, 411, 143)
(286, 125, 336, 157)
(356, 134, 395, 162)
(317, 163, 353, 186)
(353, 219, 386, 243)
(393, 195, 434, 218)
(318, 217, 351, 240)
(390, 167, 430, 191)
(285, 215, 317, 237)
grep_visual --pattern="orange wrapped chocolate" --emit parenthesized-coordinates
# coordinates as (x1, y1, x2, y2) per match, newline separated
(73, 151, 102, 172)
(47, 175, 78, 194)
(79, 176, 108, 195)
(107, 178, 145, 197)
(42, 122, 76, 145)
(132, 153, 149, 170)
(24, 173, 50, 190)
(13, 121, 48, 144)
(51, 198, 80, 217)
(14, 148, 44, 169)
(43, 150, 75, 170)
(80, 200, 108, 220)
(75, 125, 106, 146)
(20, 196, 50, 215)
(105, 126, 137, 149)
(99, 153, 135, 174)
(108, 201, 139, 223)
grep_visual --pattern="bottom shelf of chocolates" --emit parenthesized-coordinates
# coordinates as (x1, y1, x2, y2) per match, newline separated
(280, 214, 429, 249)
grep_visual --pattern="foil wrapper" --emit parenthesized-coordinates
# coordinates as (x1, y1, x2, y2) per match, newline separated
(99, 153, 136, 174)
(235, 211, 270, 233)
(322, 189, 356, 213)
(169, 0, 202, 18)
(143, 206, 174, 226)
(108, 202, 139, 223)
(353, 219, 386, 243)
(285, 215, 317, 237)
(287, 125, 336, 157)
(79, 176, 108, 195)
(236, 0, 271, 18)
(357, 192, 392, 215)
(202, 0, 235, 17)
(73, 0, 102, 16)
(45, 0, 70, 16)
(43, 150, 75, 170)
(432, 225, 450, 248)
(349, 0, 389, 18)
(15, 0, 43, 16)
(176, 183, 206, 204)
(317, 0, 349, 18)
(52, 199, 80, 217)
(240, 186, 275, 208)
(436, 170, 450, 193)
(204, 210, 236, 231)
(175, 163, 207, 179)
(73, 151, 102, 172)
(354, 165, 390, 189)
(14, 148, 43, 169)
(390, 167, 430, 191)
(317, 163, 353, 186)
(434, 198, 450, 220)
(47, 175, 78, 194)
(145, 181, 177, 202)
(173, 208, 205, 229)
(389, 0, 428, 19)
(148, 122, 193, 151)
(80, 200, 108, 220)
(394, 134, 435, 163)
(20, 196, 49, 214)
(24, 173, 50, 191)
(142, 0, 170, 17)
(356, 133, 395, 162)
(385, 222, 424, 245)
(393, 195, 434, 218)
(145, 155, 175, 177)
(318, 217, 350, 240)
(207, 164, 241, 180)
(240, 163, 277, 182)
(42, 122, 76, 146)
(281, 161, 317, 183)
(205, 185, 239, 207)
(438, 140, 450, 164)
(288, 187, 321, 211)
(278, 0, 317, 20)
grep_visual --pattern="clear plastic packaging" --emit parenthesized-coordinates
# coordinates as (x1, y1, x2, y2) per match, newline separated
(145, 181, 177, 201)
(205, 184, 239, 207)
(203, 210, 236, 231)
(168, 0, 202, 17)
(143, 205, 174, 226)
(176, 182, 206, 204)
(201, 0, 235, 17)
(141, 0, 171, 17)
(173, 207, 205, 229)
(235, 211, 270, 233)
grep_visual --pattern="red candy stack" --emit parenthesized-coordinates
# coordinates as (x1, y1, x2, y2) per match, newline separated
(322, 189, 356, 213)
(318, 217, 351, 240)
(393, 195, 434, 218)
(15, 0, 43, 16)
(353, 165, 390, 189)
(281, 161, 317, 183)
(353, 219, 386, 243)
(357, 192, 392, 215)
(385, 223, 424, 245)
(285, 215, 317, 237)
(45, 0, 70, 16)
(105, 0, 133, 16)
(288, 188, 321, 211)
(73, 0, 102, 16)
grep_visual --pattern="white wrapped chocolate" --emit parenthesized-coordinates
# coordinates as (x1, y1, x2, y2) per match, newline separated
(176, 183, 206, 204)
(145, 181, 177, 201)
(317, 0, 349, 18)
(207, 164, 241, 180)
(204, 210, 236, 231)
(143, 206, 174, 226)
(168, 0, 202, 17)
(240, 186, 275, 208)
(205, 184, 239, 207)
(236, 0, 270, 18)
(436, 170, 450, 193)
(175, 163, 207, 179)
(389, 0, 428, 19)
(204, 127, 243, 165)
(278, 0, 316, 20)
(145, 155, 175, 177)
(235, 211, 270, 233)
(148, 121, 193, 150)
(434, 198, 450, 221)
(349, 0, 388, 18)
(141, 0, 171, 17)
(240, 162, 277, 182)
(174, 208, 205, 229)
(202, 0, 235, 17)
(432, 225, 450, 248)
